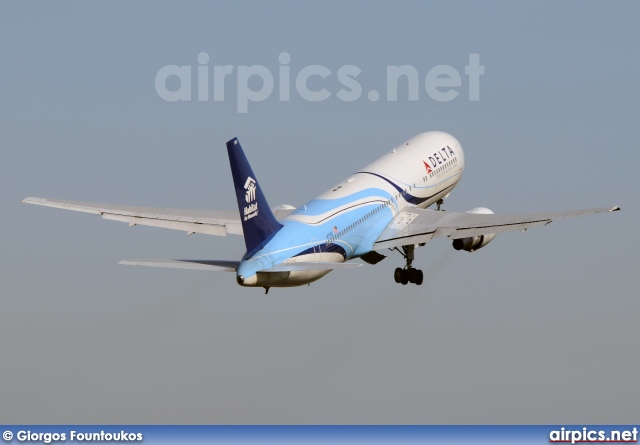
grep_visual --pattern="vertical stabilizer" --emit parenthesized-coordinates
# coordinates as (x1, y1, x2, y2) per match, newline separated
(226, 138, 283, 258)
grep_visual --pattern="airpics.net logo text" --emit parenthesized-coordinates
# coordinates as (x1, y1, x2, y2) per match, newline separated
(155, 52, 484, 113)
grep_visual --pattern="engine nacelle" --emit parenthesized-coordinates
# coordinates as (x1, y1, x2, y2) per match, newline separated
(452, 207, 497, 252)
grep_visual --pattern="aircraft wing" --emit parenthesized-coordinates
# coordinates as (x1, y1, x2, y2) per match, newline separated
(119, 259, 239, 271)
(373, 205, 621, 250)
(22, 197, 296, 236)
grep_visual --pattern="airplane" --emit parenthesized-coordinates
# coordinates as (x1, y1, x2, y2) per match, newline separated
(23, 131, 620, 293)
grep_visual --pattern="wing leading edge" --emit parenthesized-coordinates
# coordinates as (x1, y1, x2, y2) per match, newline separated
(374, 206, 621, 250)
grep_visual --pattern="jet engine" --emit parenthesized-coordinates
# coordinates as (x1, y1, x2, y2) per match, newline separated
(452, 207, 497, 252)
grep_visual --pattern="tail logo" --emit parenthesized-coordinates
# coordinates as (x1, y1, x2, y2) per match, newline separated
(243, 177, 258, 221)
(244, 177, 257, 203)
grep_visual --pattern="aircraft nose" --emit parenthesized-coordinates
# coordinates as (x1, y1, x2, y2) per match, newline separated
(236, 274, 244, 285)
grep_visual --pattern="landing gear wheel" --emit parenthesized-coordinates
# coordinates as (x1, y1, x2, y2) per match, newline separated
(400, 269, 409, 285)
(413, 269, 423, 285)
(392, 245, 424, 285)
(408, 268, 417, 284)
(394, 268, 403, 283)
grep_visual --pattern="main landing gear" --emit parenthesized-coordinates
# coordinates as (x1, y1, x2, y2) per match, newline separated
(394, 267, 423, 285)
(392, 245, 423, 285)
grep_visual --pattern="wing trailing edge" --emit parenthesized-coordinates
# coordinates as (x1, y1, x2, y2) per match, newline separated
(374, 205, 621, 250)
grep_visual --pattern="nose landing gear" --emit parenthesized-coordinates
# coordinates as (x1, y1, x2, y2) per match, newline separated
(392, 245, 423, 285)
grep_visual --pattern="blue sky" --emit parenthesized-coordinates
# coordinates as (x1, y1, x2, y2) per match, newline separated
(1, 1, 638, 423)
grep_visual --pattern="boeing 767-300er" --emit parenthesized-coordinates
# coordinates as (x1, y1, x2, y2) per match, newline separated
(23, 131, 620, 293)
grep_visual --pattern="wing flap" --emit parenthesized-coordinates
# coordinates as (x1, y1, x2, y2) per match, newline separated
(23, 197, 243, 236)
(374, 232, 435, 250)
(374, 205, 620, 249)
(102, 214, 228, 236)
(23, 197, 296, 236)
(119, 259, 239, 271)
(449, 218, 551, 238)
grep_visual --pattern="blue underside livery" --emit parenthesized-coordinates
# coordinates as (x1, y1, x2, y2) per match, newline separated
(235, 158, 462, 279)
(237, 194, 397, 278)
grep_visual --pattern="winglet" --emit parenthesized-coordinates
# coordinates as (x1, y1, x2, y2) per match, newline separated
(226, 138, 283, 258)
(22, 197, 47, 204)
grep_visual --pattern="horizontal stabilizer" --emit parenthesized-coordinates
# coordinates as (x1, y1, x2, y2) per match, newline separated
(258, 262, 362, 272)
(119, 259, 239, 271)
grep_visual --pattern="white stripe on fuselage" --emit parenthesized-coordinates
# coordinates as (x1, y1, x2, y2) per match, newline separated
(284, 196, 391, 225)
(250, 236, 356, 262)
